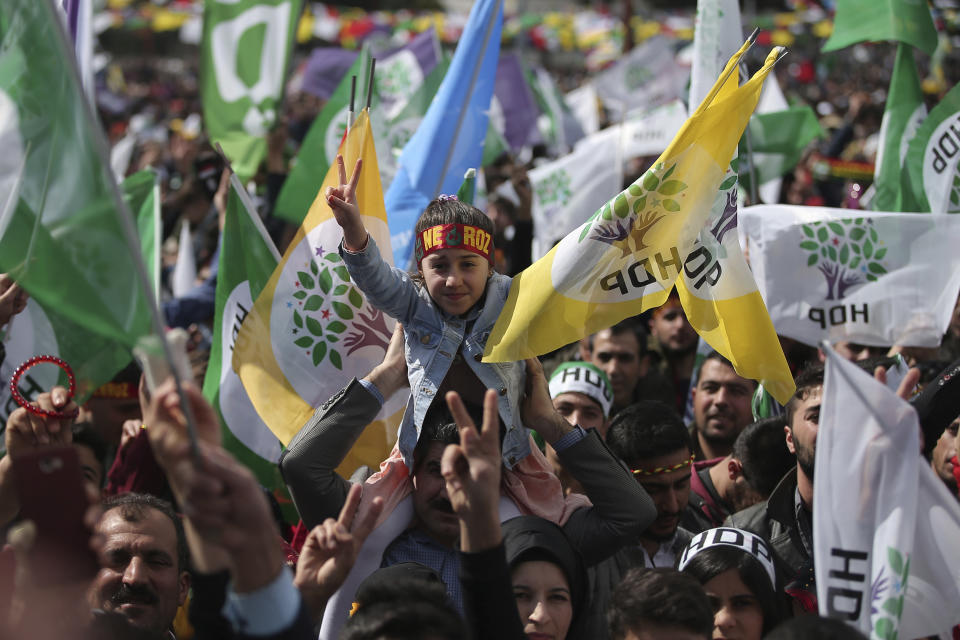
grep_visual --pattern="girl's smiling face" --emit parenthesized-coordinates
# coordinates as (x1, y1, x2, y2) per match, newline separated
(420, 248, 491, 316)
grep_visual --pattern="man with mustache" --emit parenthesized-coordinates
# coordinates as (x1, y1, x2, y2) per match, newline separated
(689, 352, 756, 461)
(87, 493, 189, 638)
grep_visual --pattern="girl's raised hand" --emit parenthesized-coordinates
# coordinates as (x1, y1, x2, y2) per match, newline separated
(325, 154, 367, 251)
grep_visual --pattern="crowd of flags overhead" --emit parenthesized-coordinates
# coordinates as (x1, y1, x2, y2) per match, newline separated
(3, 0, 960, 634)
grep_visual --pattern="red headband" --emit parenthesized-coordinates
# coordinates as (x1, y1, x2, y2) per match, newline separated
(415, 223, 493, 266)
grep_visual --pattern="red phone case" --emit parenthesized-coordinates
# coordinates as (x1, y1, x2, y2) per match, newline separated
(12, 446, 99, 585)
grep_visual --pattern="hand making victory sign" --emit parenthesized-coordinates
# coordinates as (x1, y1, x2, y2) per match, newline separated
(325, 154, 367, 252)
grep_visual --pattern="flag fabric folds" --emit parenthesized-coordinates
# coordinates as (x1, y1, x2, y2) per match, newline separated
(201, 0, 302, 180)
(234, 110, 402, 474)
(903, 81, 960, 213)
(484, 42, 795, 404)
(592, 36, 689, 121)
(201, 179, 290, 515)
(275, 48, 371, 224)
(822, 0, 938, 56)
(384, 0, 504, 268)
(740, 205, 960, 348)
(0, 0, 155, 399)
(815, 345, 960, 638)
(871, 44, 926, 213)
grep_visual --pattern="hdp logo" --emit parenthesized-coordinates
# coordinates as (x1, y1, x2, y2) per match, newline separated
(799, 218, 888, 300)
(535, 169, 573, 208)
(289, 251, 391, 368)
(578, 160, 686, 257)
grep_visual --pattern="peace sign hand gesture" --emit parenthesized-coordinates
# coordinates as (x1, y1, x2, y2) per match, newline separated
(325, 154, 367, 251)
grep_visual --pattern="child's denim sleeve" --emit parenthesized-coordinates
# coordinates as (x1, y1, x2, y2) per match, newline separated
(339, 235, 422, 324)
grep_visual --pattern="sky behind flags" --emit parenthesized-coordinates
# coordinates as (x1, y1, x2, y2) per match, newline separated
(0, 0, 155, 399)
(484, 41, 795, 404)
(385, 0, 504, 268)
(202, 0, 302, 180)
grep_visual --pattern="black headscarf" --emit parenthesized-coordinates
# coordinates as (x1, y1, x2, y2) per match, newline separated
(502, 515, 587, 636)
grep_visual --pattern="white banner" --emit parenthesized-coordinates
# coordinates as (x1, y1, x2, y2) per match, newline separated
(592, 36, 689, 121)
(816, 346, 960, 638)
(529, 128, 621, 260)
(741, 205, 960, 347)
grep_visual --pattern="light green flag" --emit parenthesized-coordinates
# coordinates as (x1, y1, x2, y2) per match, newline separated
(822, 0, 938, 56)
(0, 0, 155, 398)
(274, 48, 372, 224)
(904, 82, 960, 213)
(202, 0, 302, 180)
(200, 179, 291, 515)
(526, 66, 585, 155)
(738, 105, 824, 189)
(126, 170, 162, 303)
(871, 44, 927, 212)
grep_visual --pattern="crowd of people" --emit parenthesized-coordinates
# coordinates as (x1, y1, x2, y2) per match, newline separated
(3, 3, 960, 640)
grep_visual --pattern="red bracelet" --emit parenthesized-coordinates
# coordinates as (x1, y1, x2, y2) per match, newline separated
(9, 355, 79, 419)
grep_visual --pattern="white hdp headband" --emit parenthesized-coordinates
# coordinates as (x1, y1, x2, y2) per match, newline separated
(677, 527, 777, 588)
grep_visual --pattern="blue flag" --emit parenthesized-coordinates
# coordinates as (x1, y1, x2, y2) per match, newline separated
(385, 0, 503, 267)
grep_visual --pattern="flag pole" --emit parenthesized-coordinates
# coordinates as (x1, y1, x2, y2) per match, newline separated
(365, 57, 377, 110)
(214, 143, 283, 263)
(348, 75, 357, 133)
(45, 0, 203, 458)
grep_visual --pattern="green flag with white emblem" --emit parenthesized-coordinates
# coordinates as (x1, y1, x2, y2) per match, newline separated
(202, 0, 302, 180)
(904, 82, 960, 213)
(201, 177, 292, 514)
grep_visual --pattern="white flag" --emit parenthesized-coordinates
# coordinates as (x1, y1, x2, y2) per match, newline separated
(529, 128, 621, 260)
(565, 83, 600, 135)
(592, 36, 689, 121)
(171, 220, 197, 298)
(741, 205, 960, 348)
(816, 345, 960, 638)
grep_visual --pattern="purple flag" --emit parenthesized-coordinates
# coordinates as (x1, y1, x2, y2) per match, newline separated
(60, 0, 92, 99)
(301, 47, 359, 100)
(494, 53, 542, 150)
(381, 28, 440, 76)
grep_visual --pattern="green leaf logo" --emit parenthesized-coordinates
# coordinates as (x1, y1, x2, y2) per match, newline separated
(289, 251, 371, 370)
(798, 218, 890, 300)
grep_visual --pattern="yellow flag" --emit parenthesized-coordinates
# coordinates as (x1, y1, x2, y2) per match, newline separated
(233, 110, 402, 473)
(483, 43, 795, 403)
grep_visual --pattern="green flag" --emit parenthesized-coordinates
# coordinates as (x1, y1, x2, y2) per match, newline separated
(871, 44, 927, 212)
(822, 0, 938, 56)
(738, 105, 824, 188)
(526, 66, 585, 154)
(126, 170, 162, 303)
(0, 0, 155, 398)
(274, 48, 372, 224)
(904, 82, 960, 213)
(202, 0, 302, 180)
(200, 178, 291, 515)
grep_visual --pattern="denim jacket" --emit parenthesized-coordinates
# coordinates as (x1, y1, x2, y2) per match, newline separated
(340, 236, 529, 470)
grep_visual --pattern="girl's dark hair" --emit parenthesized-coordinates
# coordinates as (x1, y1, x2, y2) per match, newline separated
(414, 198, 495, 242)
(680, 545, 784, 635)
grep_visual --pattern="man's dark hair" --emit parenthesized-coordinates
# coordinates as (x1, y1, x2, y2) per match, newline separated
(765, 615, 868, 640)
(695, 351, 758, 390)
(587, 317, 649, 357)
(72, 422, 109, 487)
(785, 361, 824, 426)
(101, 493, 188, 573)
(732, 416, 794, 498)
(414, 198, 495, 240)
(606, 400, 691, 467)
(608, 567, 713, 640)
(341, 575, 465, 640)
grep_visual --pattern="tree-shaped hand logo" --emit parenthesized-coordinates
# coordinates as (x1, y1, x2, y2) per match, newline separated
(534, 168, 572, 208)
(870, 547, 910, 640)
(289, 252, 389, 368)
(579, 161, 687, 257)
(949, 168, 960, 213)
(799, 218, 888, 300)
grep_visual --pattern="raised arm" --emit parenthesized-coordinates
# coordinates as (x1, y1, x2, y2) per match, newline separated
(521, 357, 656, 567)
(279, 324, 408, 528)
